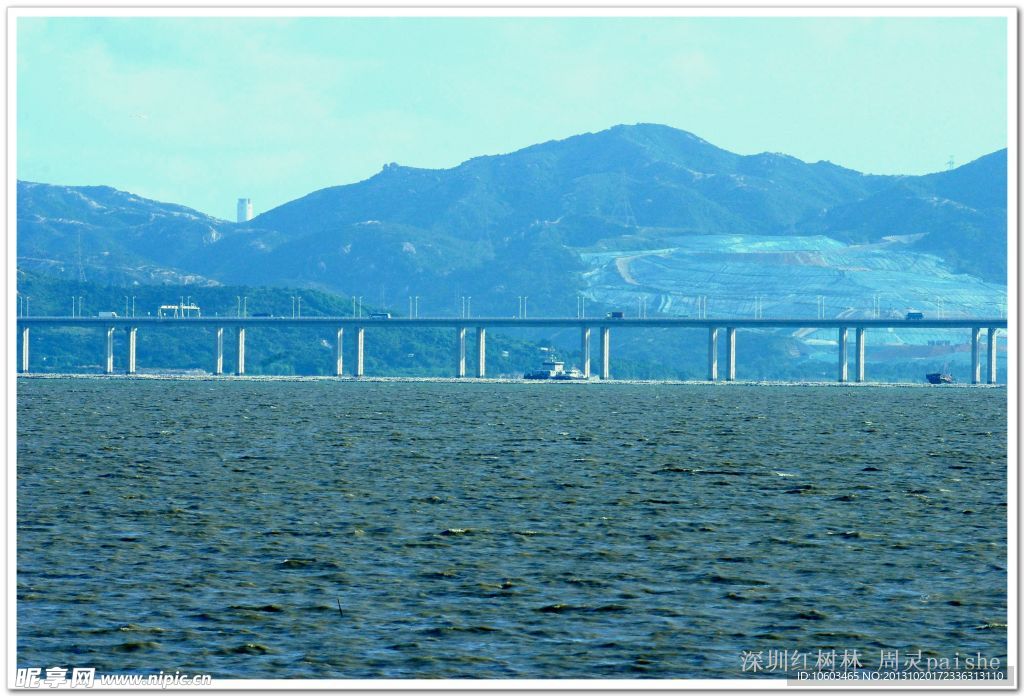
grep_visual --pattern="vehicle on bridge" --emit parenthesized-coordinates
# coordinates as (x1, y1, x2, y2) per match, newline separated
(906, 311, 925, 320)
(369, 312, 392, 319)
(606, 311, 625, 319)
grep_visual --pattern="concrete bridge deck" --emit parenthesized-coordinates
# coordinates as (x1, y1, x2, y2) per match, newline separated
(14, 316, 1008, 329)
(15, 316, 1007, 384)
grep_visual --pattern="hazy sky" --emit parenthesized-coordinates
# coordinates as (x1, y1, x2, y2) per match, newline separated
(17, 14, 1009, 220)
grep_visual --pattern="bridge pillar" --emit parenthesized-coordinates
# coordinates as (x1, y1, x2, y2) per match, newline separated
(599, 326, 610, 380)
(837, 327, 848, 383)
(725, 327, 736, 381)
(476, 327, 486, 378)
(971, 327, 981, 384)
(104, 326, 115, 374)
(987, 327, 998, 384)
(20, 326, 29, 373)
(855, 327, 865, 383)
(707, 327, 718, 381)
(355, 327, 364, 377)
(342, 325, 350, 374)
(215, 327, 224, 375)
(454, 327, 466, 378)
(236, 326, 246, 376)
(580, 326, 591, 378)
(126, 327, 137, 374)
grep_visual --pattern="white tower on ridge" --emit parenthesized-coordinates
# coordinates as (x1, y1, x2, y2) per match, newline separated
(236, 198, 253, 223)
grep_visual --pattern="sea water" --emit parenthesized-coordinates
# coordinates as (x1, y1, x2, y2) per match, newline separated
(16, 379, 1007, 679)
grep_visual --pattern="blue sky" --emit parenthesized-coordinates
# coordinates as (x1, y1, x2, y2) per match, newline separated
(17, 14, 1009, 220)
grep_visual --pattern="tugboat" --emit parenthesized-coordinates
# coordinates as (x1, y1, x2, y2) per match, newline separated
(926, 372, 954, 384)
(524, 359, 586, 380)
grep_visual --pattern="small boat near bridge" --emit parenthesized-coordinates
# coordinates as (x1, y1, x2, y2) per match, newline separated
(524, 359, 587, 380)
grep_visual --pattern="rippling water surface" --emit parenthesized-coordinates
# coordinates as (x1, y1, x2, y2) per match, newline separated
(17, 379, 1007, 679)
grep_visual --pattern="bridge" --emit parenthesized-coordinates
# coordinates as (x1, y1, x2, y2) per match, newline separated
(15, 316, 1008, 384)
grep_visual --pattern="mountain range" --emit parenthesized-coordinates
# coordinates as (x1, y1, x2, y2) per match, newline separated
(18, 123, 1007, 324)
